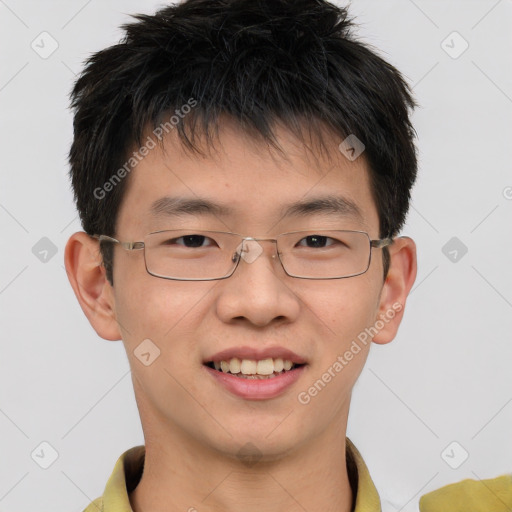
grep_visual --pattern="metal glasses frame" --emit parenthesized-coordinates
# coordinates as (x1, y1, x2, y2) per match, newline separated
(91, 229, 393, 281)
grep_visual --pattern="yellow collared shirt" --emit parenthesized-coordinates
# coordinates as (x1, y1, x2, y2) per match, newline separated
(82, 437, 381, 512)
(419, 473, 512, 512)
(81, 439, 512, 512)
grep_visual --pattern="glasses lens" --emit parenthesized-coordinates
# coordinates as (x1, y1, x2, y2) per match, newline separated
(144, 230, 239, 280)
(278, 230, 371, 279)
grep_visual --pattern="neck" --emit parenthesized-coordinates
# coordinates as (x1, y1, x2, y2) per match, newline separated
(129, 420, 354, 512)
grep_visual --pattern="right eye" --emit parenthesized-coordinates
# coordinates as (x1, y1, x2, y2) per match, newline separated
(162, 234, 217, 248)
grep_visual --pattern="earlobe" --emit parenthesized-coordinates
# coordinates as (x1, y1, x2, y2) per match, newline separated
(372, 236, 417, 345)
(64, 231, 122, 341)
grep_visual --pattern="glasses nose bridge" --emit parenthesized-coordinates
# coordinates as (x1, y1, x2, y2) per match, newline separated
(235, 236, 280, 267)
(243, 235, 278, 243)
(243, 235, 279, 250)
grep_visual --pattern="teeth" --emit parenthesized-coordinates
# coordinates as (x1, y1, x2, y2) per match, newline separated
(273, 358, 284, 372)
(236, 373, 278, 379)
(229, 357, 241, 374)
(256, 358, 274, 375)
(210, 357, 298, 376)
(240, 359, 257, 375)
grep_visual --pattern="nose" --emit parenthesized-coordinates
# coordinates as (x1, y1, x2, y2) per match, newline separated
(215, 238, 301, 327)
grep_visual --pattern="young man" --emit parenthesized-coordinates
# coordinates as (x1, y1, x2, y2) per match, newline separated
(64, 1, 420, 510)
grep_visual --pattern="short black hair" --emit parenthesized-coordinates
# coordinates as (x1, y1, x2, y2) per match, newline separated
(68, 0, 418, 285)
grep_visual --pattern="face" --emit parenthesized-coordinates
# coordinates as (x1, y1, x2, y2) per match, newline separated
(68, 117, 416, 462)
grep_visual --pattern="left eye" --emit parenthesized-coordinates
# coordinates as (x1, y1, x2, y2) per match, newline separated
(296, 235, 338, 248)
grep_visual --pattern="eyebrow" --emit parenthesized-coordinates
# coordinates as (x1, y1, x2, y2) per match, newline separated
(149, 194, 363, 222)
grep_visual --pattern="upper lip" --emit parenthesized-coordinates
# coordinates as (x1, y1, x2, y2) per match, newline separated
(204, 346, 308, 365)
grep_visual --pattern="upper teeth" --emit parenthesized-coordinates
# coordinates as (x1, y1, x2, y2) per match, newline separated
(213, 358, 294, 375)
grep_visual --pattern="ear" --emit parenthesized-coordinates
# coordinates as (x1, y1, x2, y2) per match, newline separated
(372, 236, 417, 345)
(64, 231, 121, 341)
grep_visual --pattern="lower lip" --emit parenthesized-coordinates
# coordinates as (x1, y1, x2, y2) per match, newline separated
(203, 364, 307, 400)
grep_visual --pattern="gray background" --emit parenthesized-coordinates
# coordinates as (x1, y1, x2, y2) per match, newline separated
(1, 1, 511, 511)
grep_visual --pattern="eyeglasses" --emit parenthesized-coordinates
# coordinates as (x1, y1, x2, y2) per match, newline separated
(91, 229, 393, 281)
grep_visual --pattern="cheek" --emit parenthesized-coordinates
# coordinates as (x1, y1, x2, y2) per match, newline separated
(113, 277, 209, 400)
(302, 274, 380, 345)
(112, 264, 215, 360)
(294, 276, 380, 408)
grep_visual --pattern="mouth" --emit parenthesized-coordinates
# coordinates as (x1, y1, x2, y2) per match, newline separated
(203, 358, 307, 379)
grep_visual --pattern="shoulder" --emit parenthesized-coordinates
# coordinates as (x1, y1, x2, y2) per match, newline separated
(419, 474, 512, 512)
(82, 496, 103, 512)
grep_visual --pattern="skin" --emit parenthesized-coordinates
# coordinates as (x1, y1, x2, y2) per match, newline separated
(65, 117, 417, 512)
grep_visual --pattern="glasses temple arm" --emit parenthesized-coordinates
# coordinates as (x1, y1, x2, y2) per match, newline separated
(91, 234, 144, 251)
(370, 237, 393, 249)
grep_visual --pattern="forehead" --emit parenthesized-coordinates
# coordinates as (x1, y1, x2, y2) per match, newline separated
(116, 120, 379, 235)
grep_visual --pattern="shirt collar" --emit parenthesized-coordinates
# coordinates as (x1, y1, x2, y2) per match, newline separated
(88, 437, 381, 512)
